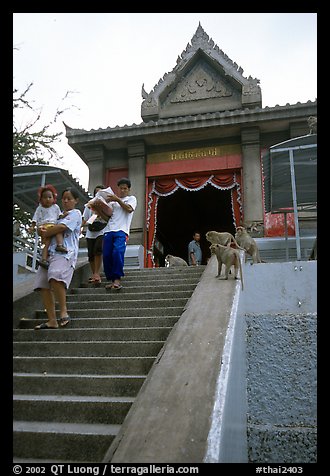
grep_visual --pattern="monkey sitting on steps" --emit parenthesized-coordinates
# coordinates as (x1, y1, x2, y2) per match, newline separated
(210, 243, 244, 290)
(165, 254, 188, 267)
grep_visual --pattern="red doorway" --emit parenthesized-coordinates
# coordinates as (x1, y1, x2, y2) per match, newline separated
(146, 173, 242, 267)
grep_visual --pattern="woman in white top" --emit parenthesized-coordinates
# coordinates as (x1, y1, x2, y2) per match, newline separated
(82, 184, 107, 284)
(34, 187, 82, 329)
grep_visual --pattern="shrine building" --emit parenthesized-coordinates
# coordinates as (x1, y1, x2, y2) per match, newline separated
(65, 23, 317, 267)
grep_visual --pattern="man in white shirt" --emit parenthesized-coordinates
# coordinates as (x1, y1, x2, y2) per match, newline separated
(93, 177, 137, 290)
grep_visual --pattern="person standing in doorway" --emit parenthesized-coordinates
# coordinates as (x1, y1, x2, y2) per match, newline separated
(92, 178, 137, 290)
(188, 231, 202, 266)
(82, 184, 106, 285)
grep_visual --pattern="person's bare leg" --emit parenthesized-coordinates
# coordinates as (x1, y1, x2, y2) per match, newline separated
(90, 259, 96, 276)
(50, 279, 69, 321)
(87, 259, 95, 282)
(41, 238, 50, 262)
(55, 233, 68, 253)
(37, 288, 58, 328)
(55, 232, 64, 247)
(93, 254, 102, 281)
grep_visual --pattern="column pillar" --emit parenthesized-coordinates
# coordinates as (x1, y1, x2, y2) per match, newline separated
(241, 127, 264, 231)
(81, 145, 105, 194)
(127, 141, 146, 246)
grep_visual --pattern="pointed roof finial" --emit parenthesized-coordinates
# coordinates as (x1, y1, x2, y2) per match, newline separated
(141, 83, 148, 99)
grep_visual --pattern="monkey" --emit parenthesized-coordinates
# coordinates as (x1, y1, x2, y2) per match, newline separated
(246, 222, 262, 234)
(165, 254, 188, 267)
(235, 226, 264, 264)
(210, 243, 244, 290)
(307, 116, 317, 135)
(205, 230, 244, 249)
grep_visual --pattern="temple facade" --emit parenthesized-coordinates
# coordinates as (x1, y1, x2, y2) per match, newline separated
(65, 23, 317, 267)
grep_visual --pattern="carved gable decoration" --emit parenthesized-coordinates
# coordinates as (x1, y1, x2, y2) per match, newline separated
(161, 58, 241, 115)
(141, 23, 262, 122)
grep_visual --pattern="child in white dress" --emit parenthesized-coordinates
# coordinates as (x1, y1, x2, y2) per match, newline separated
(29, 185, 68, 269)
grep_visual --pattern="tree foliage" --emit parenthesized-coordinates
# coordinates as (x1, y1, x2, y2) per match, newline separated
(13, 82, 77, 241)
(13, 82, 63, 167)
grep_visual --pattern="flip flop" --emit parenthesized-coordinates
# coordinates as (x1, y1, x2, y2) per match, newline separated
(35, 322, 58, 330)
(38, 259, 49, 270)
(112, 283, 123, 290)
(105, 282, 122, 290)
(59, 316, 71, 327)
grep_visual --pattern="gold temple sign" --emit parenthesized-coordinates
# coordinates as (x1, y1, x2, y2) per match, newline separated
(148, 144, 241, 164)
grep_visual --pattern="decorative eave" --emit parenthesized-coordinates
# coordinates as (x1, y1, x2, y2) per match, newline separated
(141, 23, 262, 122)
(65, 100, 317, 145)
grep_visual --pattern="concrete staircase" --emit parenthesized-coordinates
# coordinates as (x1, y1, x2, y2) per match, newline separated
(13, 265, 205, 462)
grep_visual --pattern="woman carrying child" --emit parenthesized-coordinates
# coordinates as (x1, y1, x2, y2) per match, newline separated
(34, 187, 82, 329)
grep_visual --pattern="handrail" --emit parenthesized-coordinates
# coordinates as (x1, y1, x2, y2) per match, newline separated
(13, 233, 41, 272)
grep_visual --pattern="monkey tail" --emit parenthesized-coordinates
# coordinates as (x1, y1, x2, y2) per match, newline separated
(232, 237, 245, 251)
(238, 251, 244, 290)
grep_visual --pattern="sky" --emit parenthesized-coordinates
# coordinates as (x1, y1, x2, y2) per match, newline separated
(13, 12, 317, 190)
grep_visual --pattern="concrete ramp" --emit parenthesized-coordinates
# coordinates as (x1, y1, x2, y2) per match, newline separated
(105, 255, 242, 463)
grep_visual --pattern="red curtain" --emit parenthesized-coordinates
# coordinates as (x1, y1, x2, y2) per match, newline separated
(146, 173, 242, 267)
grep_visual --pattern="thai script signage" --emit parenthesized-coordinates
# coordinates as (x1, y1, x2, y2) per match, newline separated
(148, 144, 241, 164)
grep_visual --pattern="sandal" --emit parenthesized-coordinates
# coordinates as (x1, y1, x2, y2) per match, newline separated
(112, 283, 123, 290)
(88, 276, 94, 283)
(55, 244, 68, 253)
(59, 316, 71, 327)
(38, 259, 49, 270)
(35, 322, 58, 330)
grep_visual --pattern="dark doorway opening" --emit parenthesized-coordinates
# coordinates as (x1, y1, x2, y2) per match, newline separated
(155, 185, 235, 266)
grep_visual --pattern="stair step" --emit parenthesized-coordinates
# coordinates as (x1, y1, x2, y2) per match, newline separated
(14, 395, 134, 424)
(13, 421, 120, 462)
(14, 327, 172, 341)
(19, 316, 179, 329)
(80, 274, 203, 286)
(14, 340, 165, 357)
(67, 290, 193, 300)
(116, 266, 206, 276)
(71, 284, 198, 294)
(34, 306, 184, 318)
(61, 297, 189, 309)
(13, 373, 146, 396)
(13, 356, 156, 375)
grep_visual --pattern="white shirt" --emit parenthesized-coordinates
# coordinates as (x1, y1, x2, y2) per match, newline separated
(32, 203, 62, 226)
(104, 195, 137, 235)
(82, 206, 106, 239)
(48, 209, 82, 267)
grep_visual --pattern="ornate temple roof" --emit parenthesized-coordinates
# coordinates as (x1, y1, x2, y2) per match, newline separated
(64, 23, 316, 148)
(140, 23, 262, 122)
